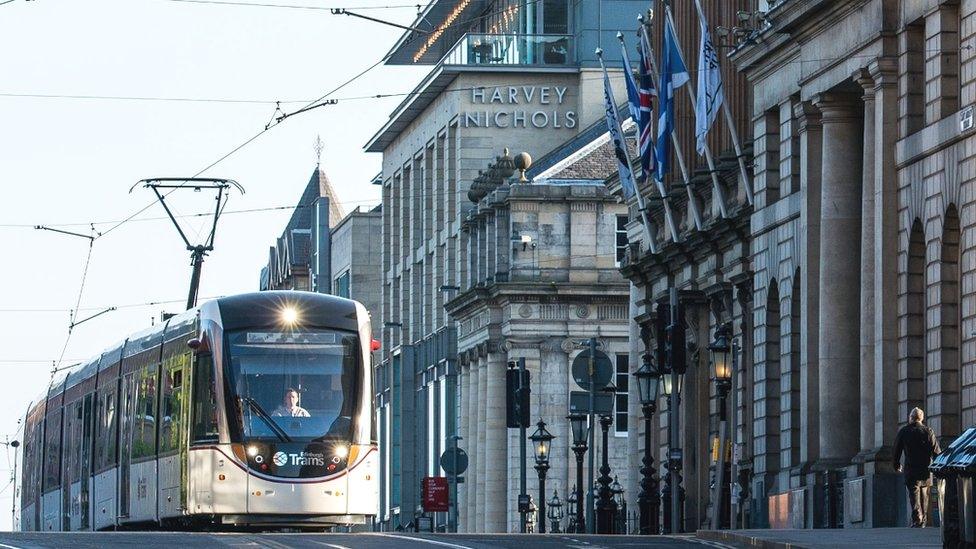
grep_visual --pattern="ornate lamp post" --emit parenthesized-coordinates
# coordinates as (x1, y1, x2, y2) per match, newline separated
(611, 475, 626, 534)
(566, 486, 579, 532)
(596, 414, 618, 533)
(530, 419, 554, 533)
(568, 413, 588, 534)
(708, 323, 733, 530)
(633, 358, 661, 534)
(547, 490, 564, 533)
(660, 370, 684, 533)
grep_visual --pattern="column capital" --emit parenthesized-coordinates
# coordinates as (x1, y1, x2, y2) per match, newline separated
(793, 100, 822, 132)
(811, 92, 862, 122)
(853, 68, 875, 100)
(867, 57, 899, 89)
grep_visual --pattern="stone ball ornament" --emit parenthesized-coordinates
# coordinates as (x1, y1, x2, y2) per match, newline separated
(515, 151, 532, 182)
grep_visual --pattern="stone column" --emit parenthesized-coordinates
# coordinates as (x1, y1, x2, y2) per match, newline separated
(871, 59, 901, 451)
(814, 92, 863, 465)
(483, 351, 508, 531)
(794, 100, 822, 469)
(475, 356, 487, 531)
(458, 362, 470, 532)
(855, 69, 877, 457)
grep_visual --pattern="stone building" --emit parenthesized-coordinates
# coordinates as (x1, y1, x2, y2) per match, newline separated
(728, 0, 976, 530)
(259, 166, 344, 292)
(366, 0, 647, 532)
(446, 139, 631, 532)
(330, 204, 384, 342)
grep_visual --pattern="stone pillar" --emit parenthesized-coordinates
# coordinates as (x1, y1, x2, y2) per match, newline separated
(855, 69, 877, 457)
(814, 92, 863, 465)
(794, 100, 822, 471)
(475, 357, 486, 531)
(483, 351, 508, 531)
(457, 363, 470, 532)
(871, 59, 900, 451)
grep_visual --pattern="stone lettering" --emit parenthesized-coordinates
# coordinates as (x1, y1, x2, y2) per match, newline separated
(552, 110, 560, 128)
(522, 86, 536, 103)
(494, 111, 509, 128)
(539, 87, 550, 104)
(565, 111, 577, 128)
(513, 111, 527, 128)
(464, 112, 481, 127)
(531, 111, 549, 128)
(472, 87, 485, 103)
(555, 86, 567, 104)
(508, 87, 519, 104)
(490, 88, 504, 103)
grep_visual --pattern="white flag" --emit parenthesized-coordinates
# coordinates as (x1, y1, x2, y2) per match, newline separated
(695, 0, 724, 155)
(601, 63, 637, 199)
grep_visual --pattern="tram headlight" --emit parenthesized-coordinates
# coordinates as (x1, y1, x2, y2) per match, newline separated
(334, 444, 349, 459)
(281, 306, 299, 325)
(247, 445, 260, 457)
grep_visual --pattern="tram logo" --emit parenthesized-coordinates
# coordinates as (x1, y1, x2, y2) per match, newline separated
(270, 450, 326, 467)
(272, 451, 289, 466)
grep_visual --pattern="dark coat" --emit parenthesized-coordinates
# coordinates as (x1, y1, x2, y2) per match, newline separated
(893, 422, 942, 483)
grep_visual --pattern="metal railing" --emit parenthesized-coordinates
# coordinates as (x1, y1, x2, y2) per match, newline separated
(442, 33, 574, 67)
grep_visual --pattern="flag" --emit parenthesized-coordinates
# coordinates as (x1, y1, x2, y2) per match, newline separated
(601, 61, 637, 199)
(695, 0, 724, 155)
(654, 15, 689, 183)
(637, 29, 657, 181)
(620, 37, 655, 182)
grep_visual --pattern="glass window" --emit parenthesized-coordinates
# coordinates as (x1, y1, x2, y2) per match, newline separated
(42, 411, 62, 492)
(616, 215, 629, 265)
(227, 330, 361, 443)
(542, 0, 569, 34)
(334, 271, 351, 299)
(391, 353, 401, 506)
(615, 354, 629, 434)
(192, 354, 218, 443)
(95, 388, 118, 471)
(160, 355, 189, 453)
(132, 367, 158, 460)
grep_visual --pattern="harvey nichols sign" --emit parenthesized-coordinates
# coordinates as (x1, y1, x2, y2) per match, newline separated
(462, 85, 577, 130)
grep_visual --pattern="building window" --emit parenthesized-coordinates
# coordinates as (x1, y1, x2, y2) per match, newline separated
(615, 354, 629, 434)
(334, 270, 350, 299)
(615, 215, 628, 266)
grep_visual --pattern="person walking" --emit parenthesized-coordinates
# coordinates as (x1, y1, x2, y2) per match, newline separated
(892, 407, 942, 527)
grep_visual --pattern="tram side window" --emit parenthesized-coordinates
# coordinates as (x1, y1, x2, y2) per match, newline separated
(65, 402, 82, 485)
(160, 355, 188, 453)
(132, 367, 158, 460)
(42, 411, 62, 492)
(94, 389, 117, 471)
(192, 353, 218, 442)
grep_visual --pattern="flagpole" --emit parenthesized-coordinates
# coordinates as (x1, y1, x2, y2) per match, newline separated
(693, 0, 754, 206)
(617, 32, 682, 243)
(664, 5, 729, 219)
(596, 48, 659, 255)
(638, 17, 703, 232)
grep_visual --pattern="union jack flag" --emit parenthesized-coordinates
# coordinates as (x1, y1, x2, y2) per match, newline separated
(636, 30, 657, 180)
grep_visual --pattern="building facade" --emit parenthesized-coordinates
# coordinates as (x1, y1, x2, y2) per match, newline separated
(367, 0, 648, 532)
(728, 0, 976, 530)
(330, 204, 384, 342)
(259, 166, 344, 292)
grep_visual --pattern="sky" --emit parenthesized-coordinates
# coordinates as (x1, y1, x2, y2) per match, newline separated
(0, 0, 426, 530)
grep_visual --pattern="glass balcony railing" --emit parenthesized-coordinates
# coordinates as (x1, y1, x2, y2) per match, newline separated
(442, 33, 574, 67)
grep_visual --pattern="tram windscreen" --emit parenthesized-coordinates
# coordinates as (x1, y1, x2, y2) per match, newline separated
(227, 330, 360, 443)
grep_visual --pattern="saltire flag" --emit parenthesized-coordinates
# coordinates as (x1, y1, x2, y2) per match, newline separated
(694, 0, 724, 155)
(637, 30, 657, 181)
(654, 15, 689, 184)
(601, 62, 637, 199)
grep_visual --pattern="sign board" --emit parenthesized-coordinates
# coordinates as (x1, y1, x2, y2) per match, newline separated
(669, 448, 683, 462)
(439, 447, 469, 475)
(961, 105, 974, 132)
(569, 391, 614, 415)
(571, 348, 613, 391)
(416, 516, 433, 532)
(518, 493, 532, 513)
(422, 476, 450, 513)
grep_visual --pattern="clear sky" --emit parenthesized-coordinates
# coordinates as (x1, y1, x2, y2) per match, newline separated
(0, 0, 425, 530)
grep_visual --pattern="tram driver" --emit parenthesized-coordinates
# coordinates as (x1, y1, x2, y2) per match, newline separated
(272, 387, 311, 417)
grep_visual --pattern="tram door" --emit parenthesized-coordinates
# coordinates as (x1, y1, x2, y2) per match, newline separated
(119, 373, 136, 518)
(80, 393, 93, 530)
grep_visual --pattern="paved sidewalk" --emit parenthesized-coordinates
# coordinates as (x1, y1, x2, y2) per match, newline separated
(696, 527, 940, 548)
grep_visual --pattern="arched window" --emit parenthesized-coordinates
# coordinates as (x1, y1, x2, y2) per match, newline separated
(902, 219, 926, 421)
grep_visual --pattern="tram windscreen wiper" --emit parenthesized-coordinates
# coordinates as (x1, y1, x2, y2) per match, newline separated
(241, 397, 292, 443)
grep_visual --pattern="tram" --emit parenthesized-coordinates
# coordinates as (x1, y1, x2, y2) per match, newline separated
(19, 291, 378, 531)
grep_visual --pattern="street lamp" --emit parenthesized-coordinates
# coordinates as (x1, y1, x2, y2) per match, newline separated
(708, 322, 733, 529)
(547, 490, 564, 533)
(530, 419, 554, 533)
(633, 358, 661, 534)
(566, 486, 579, 533)
(568, 413, 588, 534)
(596, 414, 618, 533)
(611, 475, 626, 534)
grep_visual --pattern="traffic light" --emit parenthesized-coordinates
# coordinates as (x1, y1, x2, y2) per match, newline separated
(506, 360, 531, 428)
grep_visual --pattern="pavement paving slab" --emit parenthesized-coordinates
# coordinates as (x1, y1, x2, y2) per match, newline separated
(696, 527, 941, 549)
